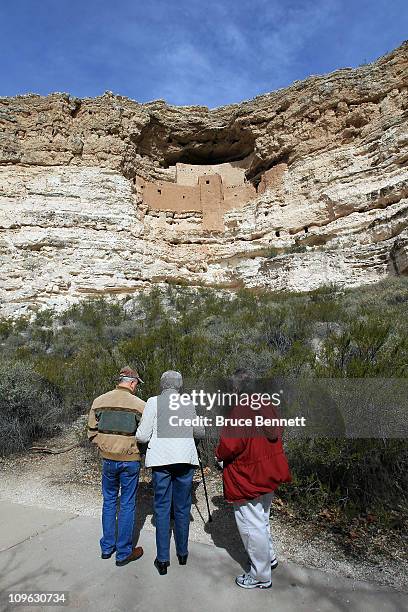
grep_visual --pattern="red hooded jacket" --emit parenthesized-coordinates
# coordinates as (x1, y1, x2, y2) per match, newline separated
(215, 402, 291, 503)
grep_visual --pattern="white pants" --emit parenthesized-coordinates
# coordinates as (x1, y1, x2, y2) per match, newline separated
(233, 492, 275, 582)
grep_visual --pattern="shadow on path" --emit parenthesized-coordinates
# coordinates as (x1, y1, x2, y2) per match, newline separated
(204, 495, 247, 572)
(132, 481, 154, 546)
(132, 480, 201, 551)
(131, 478, 245, 572)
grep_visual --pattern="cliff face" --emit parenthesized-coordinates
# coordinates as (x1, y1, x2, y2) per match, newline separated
(1, 42, 407, 314)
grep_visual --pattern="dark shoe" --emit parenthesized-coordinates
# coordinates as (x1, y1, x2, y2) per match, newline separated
(116, 546, 144, 567)
(101, 547, 116, 559)
(154, 558, 170, 575)
(101, 552, 114, 560)
(177, 554, 188, 565)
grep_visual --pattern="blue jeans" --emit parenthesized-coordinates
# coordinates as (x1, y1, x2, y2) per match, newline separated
(100, 459, 140, 562)
(152, 464, 195, 562)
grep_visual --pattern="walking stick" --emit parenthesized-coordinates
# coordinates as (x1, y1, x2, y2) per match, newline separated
(197, 447, 213, 523)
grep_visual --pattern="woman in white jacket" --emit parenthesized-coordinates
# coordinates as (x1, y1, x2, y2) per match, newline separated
(136, 370, 205, 575)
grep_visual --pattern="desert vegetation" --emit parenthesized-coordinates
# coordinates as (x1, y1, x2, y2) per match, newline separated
(0, 279, 407, 532)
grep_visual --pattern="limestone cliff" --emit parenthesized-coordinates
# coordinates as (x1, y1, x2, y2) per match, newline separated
(0, 42, 407, 314)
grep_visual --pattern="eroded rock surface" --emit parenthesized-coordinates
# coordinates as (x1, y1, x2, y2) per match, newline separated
(0, 42, 407, 314)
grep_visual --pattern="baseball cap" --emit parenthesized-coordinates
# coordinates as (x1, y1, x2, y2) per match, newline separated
(119, 366, 144, 384)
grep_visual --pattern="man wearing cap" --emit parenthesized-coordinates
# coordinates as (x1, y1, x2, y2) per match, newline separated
(87, 367, 145, 566)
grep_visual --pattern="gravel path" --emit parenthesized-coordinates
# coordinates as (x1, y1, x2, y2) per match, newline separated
(1, 418, 407, 593)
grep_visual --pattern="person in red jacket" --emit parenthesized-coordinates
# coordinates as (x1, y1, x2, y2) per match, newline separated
(215, 370, 291, 590)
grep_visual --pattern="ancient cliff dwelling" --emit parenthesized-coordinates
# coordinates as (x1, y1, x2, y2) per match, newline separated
(135, 158, 285, 230)
(0, 42, 407, 314)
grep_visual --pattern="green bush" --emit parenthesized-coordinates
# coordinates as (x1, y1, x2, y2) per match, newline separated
(281, 438, 408, 519)
(0, 360, 64, 455)
(0, 279, 407, 525)
(286, 243, 307, 254)
(265, 247, 281, 258)
(0, 318, 14, 340)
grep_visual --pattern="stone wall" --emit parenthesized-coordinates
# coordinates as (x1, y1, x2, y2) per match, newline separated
(175, 157, 252, 187)
(135, 176, 202, 213)
(198, 174, 224, 230)
(258, 163, 287, 194)
(223, 183, 257, 209)
(135, 158, 258, 230)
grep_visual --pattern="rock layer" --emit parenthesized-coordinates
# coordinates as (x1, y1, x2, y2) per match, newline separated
(0, 42, 407, 314)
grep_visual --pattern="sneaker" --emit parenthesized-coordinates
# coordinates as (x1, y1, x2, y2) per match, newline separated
(235, 573, 272, 589)
(271, 558, 278, 570)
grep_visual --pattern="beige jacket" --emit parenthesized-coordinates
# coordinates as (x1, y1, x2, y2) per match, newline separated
(88, 386, 145, 461)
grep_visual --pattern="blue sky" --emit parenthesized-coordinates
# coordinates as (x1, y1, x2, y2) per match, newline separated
(0, 0, 406, 108)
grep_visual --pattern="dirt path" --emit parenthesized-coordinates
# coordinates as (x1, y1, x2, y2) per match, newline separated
(0, 417, 406, 592)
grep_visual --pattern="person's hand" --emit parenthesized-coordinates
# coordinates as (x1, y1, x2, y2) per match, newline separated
(214, 457, 223, 470)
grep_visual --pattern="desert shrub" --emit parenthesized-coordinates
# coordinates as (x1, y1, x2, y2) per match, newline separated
(0, 360, 64, 455)
(259, 305, 309, 355)
(286, 243, 307, 253)
(303, 286, 345, 322)
(316, 316, 407, 377)
(265, 247, 280, 258)
(0, 318, 14, 341)
(282, 438, 408, 518)
(60, 298, 125, 329)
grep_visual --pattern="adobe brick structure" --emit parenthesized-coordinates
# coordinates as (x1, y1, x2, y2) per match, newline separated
(257, 163, 287, 194)
(176, 158, 251, 187)
(135, 160, 287, 231)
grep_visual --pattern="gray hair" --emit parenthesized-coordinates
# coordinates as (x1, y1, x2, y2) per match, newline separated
(160, 370, 183, 392)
